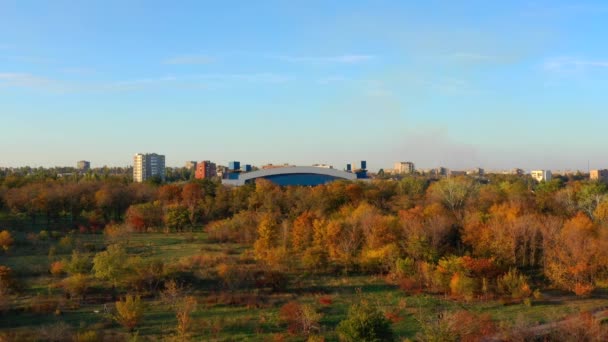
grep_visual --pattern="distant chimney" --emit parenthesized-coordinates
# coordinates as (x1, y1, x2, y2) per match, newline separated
(346, 164, 352, 172)
(360, 160, 367, 170)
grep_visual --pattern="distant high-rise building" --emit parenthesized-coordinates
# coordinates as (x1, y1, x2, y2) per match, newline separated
(195, 161, 217, 179)
(531, 170, 552, 182)
(229, 161, 241, 171)
(590, 169, 608, 182)
(185, 161, 197, 170)
(394, 161, 415, 174)
(466, 167, 484, 176)
(77, 160, 90, 171)
(133, 153, 165, 183)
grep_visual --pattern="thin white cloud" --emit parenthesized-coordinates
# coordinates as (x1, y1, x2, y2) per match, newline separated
(450, 52, 495, 61)
(0, 72, 56, 88)
(60, 67, 96, 75)
(164, 55, 214, 65)
(96, 73, 289, 92)
(317, 76, 348, 84)
(544, 57, 608, 72)
(194, 73, 290, 83)
(275, 54, 375, 64)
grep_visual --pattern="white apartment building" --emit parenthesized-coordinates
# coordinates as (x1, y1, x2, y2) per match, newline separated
(394, 161, 415, 174)
(531, 170, 552, 182)
(133, 153, 166, 182)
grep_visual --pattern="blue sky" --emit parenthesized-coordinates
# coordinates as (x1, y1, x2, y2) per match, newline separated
(1, 0, 608, 171)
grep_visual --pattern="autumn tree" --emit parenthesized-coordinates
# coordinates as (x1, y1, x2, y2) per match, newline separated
(0, 230, 14, 252)
(291, 211, 318, 253)
(181, 182, 204, 225)
(427, 176, 478, 223)
(115, 295, 144, 332)
(544, 212, 608, 295)
(125, 202, 163, 232)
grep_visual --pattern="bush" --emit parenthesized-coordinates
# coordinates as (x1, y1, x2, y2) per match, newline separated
(279, 301, 321, 336)
(336, 300, 394, 342)
(393, 257, 415, 278)
(497, 268, 532, 301)
(61, 274, 89, 301)
(36, 322, 73, 341)
(175, 296, 197, 338)
(115, 295, 144, 332)
(65, 250, 92, 275)
(0, 230, 14, 252)
(573, 282, 595, 297)
(302, 246, 329, 272)
(75, 330, 102, 342)
(449, 273, 476, 301)
(417, 310, 496, 342)
(50, 261, 66, 277)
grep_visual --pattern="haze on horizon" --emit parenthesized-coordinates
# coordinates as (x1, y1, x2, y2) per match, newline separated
(1, 1, 608, 171)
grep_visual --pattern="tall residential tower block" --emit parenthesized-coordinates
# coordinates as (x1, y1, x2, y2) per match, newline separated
(133, 153, 165, 182)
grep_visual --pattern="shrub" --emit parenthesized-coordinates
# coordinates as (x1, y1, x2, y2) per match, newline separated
(279, 301, 322, 336)
(65, 250, 92, 275)
(104, 223, 129, 240)
(573, 282, 595, 297)
(393, 257, 415, 278)
(0, 266, 15, 294)
(336, 300, 394, 342)
(57, 235, 74, 253)
(50, 261, 66, 277)
(417, 310, 496, 342)
(216, 263, 254, 290)
(554, 312, 608, 341)
(318, 296, 333, 306)
(160, 279, 187, 309)
(29, 294, 59, 314)
(115, 295, 144, 332)
(75, 330, 101, 342)
(0, 230, 14, 252)
(39, 230, 50, 240)
(449, 273, 476, 301)
(36, 322, 73, 341)
(497, 268, 532, 301)
(302, 246, 329, 272)
(61, 274, 89, 301)
(176, 296, 197, 338)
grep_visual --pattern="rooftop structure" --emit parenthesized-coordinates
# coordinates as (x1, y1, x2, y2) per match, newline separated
(222, 165, 364, 186)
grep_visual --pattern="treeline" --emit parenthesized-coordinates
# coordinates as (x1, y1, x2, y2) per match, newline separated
(2, 173, 608, 298)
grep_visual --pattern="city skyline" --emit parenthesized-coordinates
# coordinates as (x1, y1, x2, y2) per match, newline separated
(2, 1, 608, 170)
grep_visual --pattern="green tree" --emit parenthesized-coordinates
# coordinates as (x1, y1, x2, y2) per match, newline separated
(92, 244, 129, 288)
(336, 301, 394, 342)
(65, 250, 92, 275)
(164, 204, 190, 232)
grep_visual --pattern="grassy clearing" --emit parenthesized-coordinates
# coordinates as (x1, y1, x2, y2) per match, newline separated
(2, 232, 608, 340)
